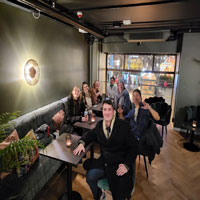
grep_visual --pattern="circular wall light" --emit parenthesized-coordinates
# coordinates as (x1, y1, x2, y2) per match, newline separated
(24, 59, 40, 86)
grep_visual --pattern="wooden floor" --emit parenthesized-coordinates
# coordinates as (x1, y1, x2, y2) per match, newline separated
(37, 125, 200, 200)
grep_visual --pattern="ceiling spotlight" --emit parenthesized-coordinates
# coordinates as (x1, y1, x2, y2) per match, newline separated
(52, 1, 55, 8)
(78, 28, 87, 34)
(123, 20, 131, 25)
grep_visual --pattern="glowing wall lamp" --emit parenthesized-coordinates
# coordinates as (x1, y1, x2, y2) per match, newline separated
(24, 59, 40, 86)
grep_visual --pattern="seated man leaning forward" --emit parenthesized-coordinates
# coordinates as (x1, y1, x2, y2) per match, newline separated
(73, 99, 138, 200)
(118, 89, 160, 140)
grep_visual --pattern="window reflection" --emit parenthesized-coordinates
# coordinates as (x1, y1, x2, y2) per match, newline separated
(107, 54, 124, 69)
(125, 55, 153, 70)
(154, 55, 175, 72)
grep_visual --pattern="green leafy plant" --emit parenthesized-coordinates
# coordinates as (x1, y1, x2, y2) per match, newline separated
(0, 112, 45, 177)
(0, 137, 44, 175)
(0, 111, 20, 143)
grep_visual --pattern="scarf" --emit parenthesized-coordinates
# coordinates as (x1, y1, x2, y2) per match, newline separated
(115, 89, 127, 108)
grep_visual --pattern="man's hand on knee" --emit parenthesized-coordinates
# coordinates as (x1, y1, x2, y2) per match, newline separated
(116, 164, 128, 176)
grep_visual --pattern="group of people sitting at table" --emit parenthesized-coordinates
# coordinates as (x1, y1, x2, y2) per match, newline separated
(60, 77, 161, 200)
(59, 80, 102, 134)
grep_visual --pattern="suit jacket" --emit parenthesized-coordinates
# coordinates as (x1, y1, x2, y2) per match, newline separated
(81, 118, 138, 199)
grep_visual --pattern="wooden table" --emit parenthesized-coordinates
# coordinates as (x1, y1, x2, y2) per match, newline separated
(73, 116, 103, 130)
(40, 133, 92, 200)
(91, 103, 102, 112)
(73, 116, 103, 160)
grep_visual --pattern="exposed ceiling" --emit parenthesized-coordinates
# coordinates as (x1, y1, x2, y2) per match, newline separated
(6, 0, 200, 40)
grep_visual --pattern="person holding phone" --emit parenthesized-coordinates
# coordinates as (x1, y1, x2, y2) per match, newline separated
(118, 89, 160, 139)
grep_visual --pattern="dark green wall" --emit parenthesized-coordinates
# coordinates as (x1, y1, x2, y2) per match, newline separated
(174, 33, 200, 128)
(0, 2, 88, 114)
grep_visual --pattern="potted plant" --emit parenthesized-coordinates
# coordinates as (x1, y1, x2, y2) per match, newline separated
(0, 111, 19, 143)
(0, 112, 44, 178)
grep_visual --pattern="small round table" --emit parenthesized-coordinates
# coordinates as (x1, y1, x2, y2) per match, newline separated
(183, 124, 200, 152)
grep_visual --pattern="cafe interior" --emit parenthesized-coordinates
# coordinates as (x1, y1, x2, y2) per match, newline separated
(0, 0, 200, 200)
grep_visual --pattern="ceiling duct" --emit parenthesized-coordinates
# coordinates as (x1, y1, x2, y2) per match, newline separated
(124, 30, 170, 42)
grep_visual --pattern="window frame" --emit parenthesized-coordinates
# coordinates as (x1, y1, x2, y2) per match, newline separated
(106, 53, 177, 105)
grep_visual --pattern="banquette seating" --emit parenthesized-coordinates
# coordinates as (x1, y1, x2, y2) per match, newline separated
(0, 97, 68, 200)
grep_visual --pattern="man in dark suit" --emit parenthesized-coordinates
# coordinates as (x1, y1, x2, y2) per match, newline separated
(73, 100, 138, 200)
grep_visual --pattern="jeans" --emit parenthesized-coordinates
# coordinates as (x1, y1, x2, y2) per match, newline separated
(86, 168, 105, 200)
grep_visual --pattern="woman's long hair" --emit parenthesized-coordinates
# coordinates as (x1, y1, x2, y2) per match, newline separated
(92, 80, 99, 92)
(82, 82, 90, 96)
(81, 82, 91, 105)
(71, 86, 81, 104)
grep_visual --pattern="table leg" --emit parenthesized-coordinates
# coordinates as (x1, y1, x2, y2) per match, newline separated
(90, 145, 94, 160)
(67, 164, 72, 199)
(190, 130, 194, 144)
(59, 164, 82, 200)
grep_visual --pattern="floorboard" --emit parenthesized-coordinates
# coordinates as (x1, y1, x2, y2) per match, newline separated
(36, 124, 200, 200)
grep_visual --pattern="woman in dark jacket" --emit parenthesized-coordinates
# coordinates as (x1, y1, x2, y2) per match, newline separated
(60, 86, 88, 134)
(115, 80, 132, 116)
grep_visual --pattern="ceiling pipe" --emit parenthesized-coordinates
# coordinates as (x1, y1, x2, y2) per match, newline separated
(15, 0, 104, 39)
(69, 0, 184, 11)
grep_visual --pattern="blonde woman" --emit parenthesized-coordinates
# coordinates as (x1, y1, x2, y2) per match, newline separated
(90, 80, 102, 105)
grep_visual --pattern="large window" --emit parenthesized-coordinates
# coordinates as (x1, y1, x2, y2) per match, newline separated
(107, 54, 124, 69)
(125, 55, 153, 70)
(106, 54, 176, 104)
